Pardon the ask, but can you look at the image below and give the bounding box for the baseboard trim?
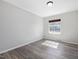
[43,38,78,45]
[0,38,42,54]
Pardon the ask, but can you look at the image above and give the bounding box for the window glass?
[49,21,61,34]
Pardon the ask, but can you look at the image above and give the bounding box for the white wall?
[0,0,43,53]
[43,11,78,44]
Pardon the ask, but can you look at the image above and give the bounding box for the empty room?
[0,0,78,59]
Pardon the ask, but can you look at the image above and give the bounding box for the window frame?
[48,19,61,34]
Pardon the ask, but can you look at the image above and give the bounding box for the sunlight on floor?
[42,40,59,48]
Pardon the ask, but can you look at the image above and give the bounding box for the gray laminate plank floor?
[0,39,78,59]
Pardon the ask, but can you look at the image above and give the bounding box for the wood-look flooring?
[0,39,78,59]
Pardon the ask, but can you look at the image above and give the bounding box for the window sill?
[49,31,61,34]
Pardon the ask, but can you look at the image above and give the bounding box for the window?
[49,19,61,34]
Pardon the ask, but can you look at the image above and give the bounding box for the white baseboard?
[0,38,42,54]
[43,37,78,45]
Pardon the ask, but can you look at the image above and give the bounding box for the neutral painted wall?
[43,11,78,44]
[0,0,43,53]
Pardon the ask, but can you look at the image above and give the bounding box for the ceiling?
[3,0,78,17]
